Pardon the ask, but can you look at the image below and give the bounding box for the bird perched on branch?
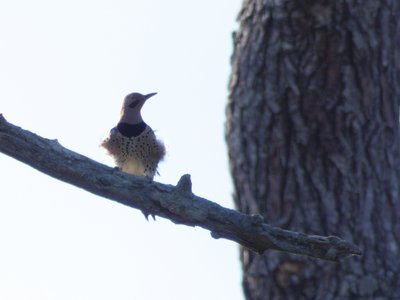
[101,92,165,180]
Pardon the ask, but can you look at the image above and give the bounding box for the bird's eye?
[128,100,140,108]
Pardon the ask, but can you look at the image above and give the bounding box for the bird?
[101,92,166,180]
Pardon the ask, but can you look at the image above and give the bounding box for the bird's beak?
[144,92,157,100]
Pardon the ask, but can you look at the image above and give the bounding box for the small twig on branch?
[0,114,362,261]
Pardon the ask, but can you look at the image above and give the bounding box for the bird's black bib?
[117,122,147,138]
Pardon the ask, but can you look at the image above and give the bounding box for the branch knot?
[176,174,192,194]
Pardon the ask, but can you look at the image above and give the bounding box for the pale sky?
[0,1,244,299]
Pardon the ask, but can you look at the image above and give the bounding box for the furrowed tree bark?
[226,0,400,299]
[0,114,361,261]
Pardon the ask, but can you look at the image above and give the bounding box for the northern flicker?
[101,92,165,180]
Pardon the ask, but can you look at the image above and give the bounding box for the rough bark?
[226,0,400,299]
[0,114,361,261]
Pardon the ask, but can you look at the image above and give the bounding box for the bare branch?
[0,114,361,261]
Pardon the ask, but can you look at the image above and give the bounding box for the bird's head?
[122,92,157,111]
[120,92,157,124]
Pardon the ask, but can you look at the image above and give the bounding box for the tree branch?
[0,114,361,261]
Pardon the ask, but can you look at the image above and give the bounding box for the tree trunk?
[226,0,400,299]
